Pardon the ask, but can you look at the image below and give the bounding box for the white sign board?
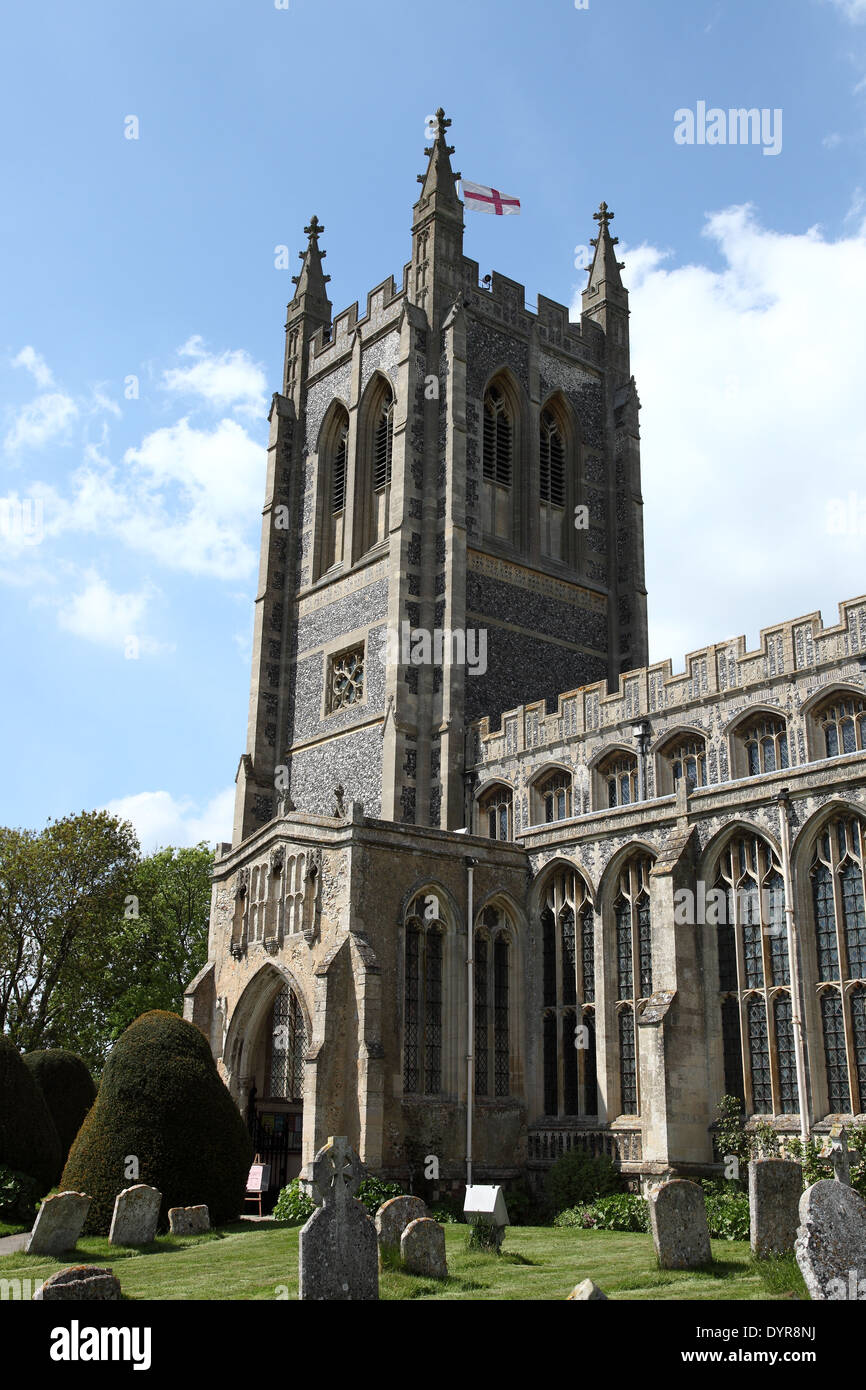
[463,1184,509,1227]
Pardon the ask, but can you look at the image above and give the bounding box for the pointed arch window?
[737,713,789,777]
[318,409,349,574]
[536,769,572,824]
[539,406,566,559]
[659,733,707,795]
[363,382,394,552]
[810,815,866,1115]
[478,783,513,841]
[815,695,866,758]
[714,832,790,1115]
[403,891,447,1096]
[612,854,653,1116]
[597,750,638,809]
[540,869,596,1116]
[269,985,306,1100]
[482,382,513,541]
[474,905,513,1099]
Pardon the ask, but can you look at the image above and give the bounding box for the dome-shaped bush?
[0,1033,62,1195]
[61,1011,253,1234]
[23,1049,96,1164]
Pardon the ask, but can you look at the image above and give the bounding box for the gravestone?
[795,1179,866,1300]
[298,1136,378,1300]
[401,1217,447,1278]
[567,1279,608,1300]
[33,1265,123,1301]
[375,1194,428,1253]
[168,1205,210,1235]
[109,1184,161,1246]
[749,1159,801,1257]
[648,1179,711,1269]
[25,1192,91,1256]
[820,1123,851,1186]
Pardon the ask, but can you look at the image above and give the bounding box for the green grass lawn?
[0,1221,808,1301]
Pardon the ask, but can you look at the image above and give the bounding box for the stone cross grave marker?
[298,1136,378,1300]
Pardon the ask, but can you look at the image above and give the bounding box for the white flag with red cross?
[461,180,521,216]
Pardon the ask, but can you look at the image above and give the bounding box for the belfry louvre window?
[816,695,866,758]
[327,643,364,713]
[474,905,512,1099]
[714,833,791,1115]
[403,892,447,1096]
[373,394,393,492]
[539,407,566,560]
[269,986,306,1101]
[482,382,513,541]
[331,423,348,514]
[613,854,653,1116]
[539,410,565,506]
[540,869,596,1116]
[319,408,349,574]
[810,815,866,1115]
[740,714,789,776]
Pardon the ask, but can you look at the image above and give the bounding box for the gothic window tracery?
[268,985,306,1101]
[536,769,572,824]
[810,814,866,1114]
[539,869,596,1116]
[714,832,792,1115]
[738,714,790,776]
[474,904,512,1099]
[612,854,653,1115]
[326,643,365,714]
[403,891,447,1096]
[597,750,638,808]
[478,783,513,840]
[815,695,866,759]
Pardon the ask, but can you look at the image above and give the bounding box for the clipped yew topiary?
[61,1010,254,1234]
[23,1049,96,1164]
[0,1033,62,1195]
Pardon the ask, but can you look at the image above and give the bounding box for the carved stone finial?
[333,784,347,818]
[304,214,325,247]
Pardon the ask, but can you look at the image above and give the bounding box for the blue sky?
[2,0,865,847]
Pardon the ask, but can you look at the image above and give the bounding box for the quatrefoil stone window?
[327,644,365,713]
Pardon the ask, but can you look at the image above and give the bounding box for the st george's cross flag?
[461,180,521,216]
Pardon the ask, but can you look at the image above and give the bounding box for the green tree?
[0,811,140,1063]
[103,843,213,1042]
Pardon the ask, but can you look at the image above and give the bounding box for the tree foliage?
[23,1049,96,1163]
[62,1010,254,1234]
[0,1033,62,1194]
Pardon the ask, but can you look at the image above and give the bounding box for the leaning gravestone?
[375,1194,428,1254]
[168,1205,210,1235]
[299,1136,378,1300]
[109,1184,161,1246]
[34,1265,123,1301]
[749,1159,801,1257]
[26,1192,91,1256]
[648,1179,712,1269]
[401,1217,447,1278]
[795,1179,866,1300]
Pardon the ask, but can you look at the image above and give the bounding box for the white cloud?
[823,132,843,149]
[4,391,78,452]
[57,570,162,652]
[574,204,866,664]
[104,786,235,852]
[826,0,866,20]
[12,346,53,388]
[162,336,268,418]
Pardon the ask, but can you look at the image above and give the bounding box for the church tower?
[232,111,648,843]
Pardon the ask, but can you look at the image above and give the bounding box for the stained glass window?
[269,986,306,1100]
[403,896,447,1096]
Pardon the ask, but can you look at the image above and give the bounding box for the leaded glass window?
[479,783,512,841]
[538,770,572,823]
[619,1007,637,1115]
[597,750,638,809]
[816,695,866,759]
[714,833,790,1115]
[402,893,447,1096]
[809,817,866,1114]
[667,738,707,791]
[539,868,596,1115]
[474,905,512,1100]
[612,853,654,1116]
[739,714,789,777]
[269,986,306,1100]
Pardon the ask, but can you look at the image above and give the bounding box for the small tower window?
[326,642,365,714]
[482,382,514,540]
[539,406,566,559]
